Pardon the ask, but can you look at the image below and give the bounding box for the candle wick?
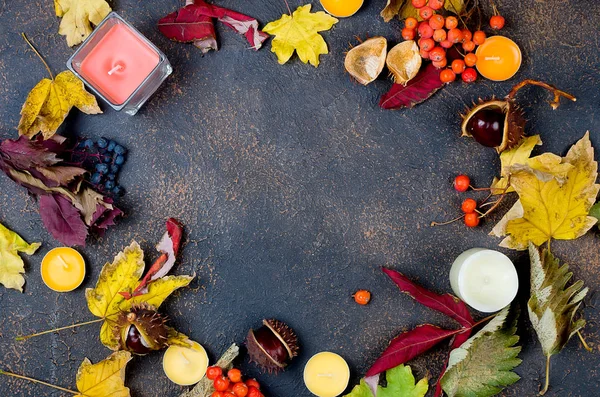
[56,255,69,270]
[317,373,333,378]
[108,64,123,75]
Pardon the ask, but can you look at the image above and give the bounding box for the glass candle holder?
[67,12,172,115]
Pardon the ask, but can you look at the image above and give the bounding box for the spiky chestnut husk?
[246,319,299,372]
[344,37,387,85]
[115,304,170,355]
[461,98,526,153]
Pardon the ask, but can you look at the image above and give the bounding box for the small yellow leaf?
[491,135,542,192]
[75,351,131,397]
[0,223,40,292]
[18,71,101,140]
[444,0,465,14]
[57,0,112,47]
[493,132,599,250]
[381,0,405,22]
[120,275,194,312]
[262,5,338,67]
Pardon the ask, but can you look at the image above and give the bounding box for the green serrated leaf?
[345,379,374,397]
[590,202,600,226]
[345,365,427,397]
[440,306,522,397]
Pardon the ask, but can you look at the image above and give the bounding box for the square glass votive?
[67,12,172,115]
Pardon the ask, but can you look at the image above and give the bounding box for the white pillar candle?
[449,248,518,313]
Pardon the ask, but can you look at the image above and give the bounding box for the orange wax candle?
[320,0,364,17]
[79,23,160,105]
[475,36,522,81]
[41,248,86,292]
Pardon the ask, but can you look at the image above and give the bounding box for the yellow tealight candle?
[320,0,364,18]
[304,352,350,397]
[475,36,522,81]
[40,247,86,292]
[163,341,209,386]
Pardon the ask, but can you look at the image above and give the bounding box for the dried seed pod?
[246,319,299,372]
[386,40,422,85]
[461,99,525,153]
[344,37,387,85]
[116,304,170,355]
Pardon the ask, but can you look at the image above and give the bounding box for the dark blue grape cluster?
[72,137,127,197]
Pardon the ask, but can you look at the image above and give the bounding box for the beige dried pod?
[344,37,388,85]
[386,40,422,85]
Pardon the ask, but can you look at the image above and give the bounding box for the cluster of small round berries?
[401,0,506,84]
[206,366,263,397]
[73,137,127,197]
[453,175,481,227]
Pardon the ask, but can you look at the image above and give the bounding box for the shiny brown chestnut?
[246,319,299,372]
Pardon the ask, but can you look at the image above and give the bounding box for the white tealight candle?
[449,248,518,313]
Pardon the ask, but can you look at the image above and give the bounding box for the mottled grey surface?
[0,1,599,396]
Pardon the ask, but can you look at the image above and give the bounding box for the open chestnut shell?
[246,319,299,372]
[461,99,525,153]
[116,304,170,355]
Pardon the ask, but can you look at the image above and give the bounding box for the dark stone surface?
[0,1,598,396]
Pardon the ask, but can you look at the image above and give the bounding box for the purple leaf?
[379,63,445,110]
[39,194,88,246]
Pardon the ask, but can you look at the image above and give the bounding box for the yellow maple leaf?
[492,132,599,250]
[75,351,131,397]
[263,5,338,67]
[86,242,193,349]
[56,0,112,47]
[0,223,40,292]
[18,70,101,140]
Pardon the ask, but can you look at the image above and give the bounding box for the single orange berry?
[447,28,463,43]
[428,0,445,10]
[429,47,446,62]
[440,69,456,83]
[440,39,453,49]
[462,40,476,52]
[462,67,478,83]
[464,212,480,227]
[454,175,470,192]
[428,14,445,30]
[473,30,486,45]
[417,21,434,38]
[419,48,430,59]
[233,383,249,397]
[433,29,447,42]
[464,53,478,67]
[419,38,435,52]
[353,290,371,305]
[445,16,458,29]
[490,15,506,29]
[207,366,223,381]
[405,17,418,29]
[247,387,262,397]
[432,58,447,69]
[227,369,243,383]
[461,29,472,42]
[451,59,466,74]
[224,393,236,397]
[245,379,260,390]
[402,27,416,40]
[419,6,434,20]
[461,198,477,214]
[212,392,226,397]
[214,377,230,392]
[412,0,427,7]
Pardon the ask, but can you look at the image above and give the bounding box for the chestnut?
[246,319,299,372]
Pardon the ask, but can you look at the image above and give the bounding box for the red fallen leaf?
[120,218,184,299]
[434,330,472,397]
[365,324,459,377]
[158,0,269,54]
[379,63,444,110]
[383,268,474,327]
[39,194,88,246]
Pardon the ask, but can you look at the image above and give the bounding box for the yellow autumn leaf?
[18,71,101,140]
[263,5,338,67]
[120,275,194,312]
[0,223,40,292]
[56,0,112,47]
[492,132,599,250]
[75,351,131,397]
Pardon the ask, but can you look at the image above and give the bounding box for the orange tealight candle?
[320,0,364,17]
[41,248,86,292]
[475,36,522,81]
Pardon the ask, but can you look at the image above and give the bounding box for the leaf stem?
[506,79,576,110]
[577,330,593,352]
[546,239,551,255]
[539,355,551,395]
[282,0,292,15]
[21,33,54,80]
[16,318,104,341]
[0,370,78,394]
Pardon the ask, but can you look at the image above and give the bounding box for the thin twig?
[21,33,54,80]
[0,370,77,394]
[282,0,292,15]
[506,79,576,110]
[539,355,551,395]
[16,318,104,341]
[576,330,592,352]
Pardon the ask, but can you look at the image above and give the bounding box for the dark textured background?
[0,1,598,396]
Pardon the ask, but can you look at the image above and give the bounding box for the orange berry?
[419,6,435,20]
[247,386,262,397]
[454,175,470,192]
[428,0,445,10]
[419,38,435,51]
[445,16,458,29]
[461,29,472,42]
[447,28,463,43]
[473,30,486,45]
[212,392,226,397]
[462,40,476,52]
[432,58,447,69]
[464,212,480,227]
[433,29,447,42]
[417,21,434,38]
[245,380,260,390]
[461,198,477,214]
[464,53,478,66]
[412,0,427,7]
[440,40,453,49]
[214,377,230,392]
[233,383,249,397]
[429,47,446,62]
[428,14,445,30]
[490,15,506,29]
[353,290,371,305]
[402,27,416,40]
[227,369,243,383]
[207,366,223,381]
[405,17,418,29]
[451,59,466,74]
[440,69,456,83]
[419,49,430,59]
[461,67,478,83]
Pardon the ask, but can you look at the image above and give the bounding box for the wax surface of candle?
[163,341,209,386]
[41,248,86,292]
[320,0,363,17]
[450,248,518,312]
[79,24,160,105]
[304,352,350,397]
[475,36,522,81]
